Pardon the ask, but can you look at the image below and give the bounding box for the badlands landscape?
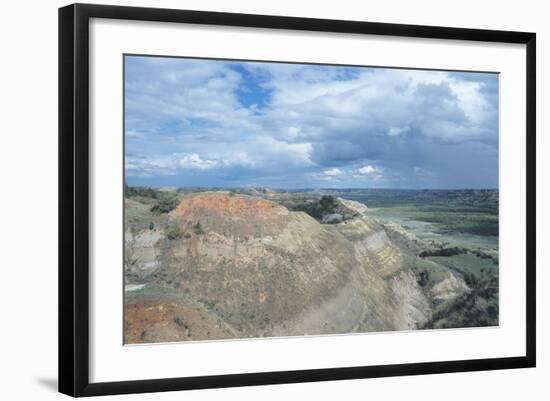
[124,187,498,344]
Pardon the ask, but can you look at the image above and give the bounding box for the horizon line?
[125,184,499,191]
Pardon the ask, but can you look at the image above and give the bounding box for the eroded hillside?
[124,191,471,343]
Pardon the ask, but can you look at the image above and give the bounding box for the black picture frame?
[59,3,536,397]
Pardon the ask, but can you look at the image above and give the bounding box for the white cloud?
[222,152,256,168]
[125,57,498,188]
[284,126,301,141]
[125,156,178,177]
[323,168,344,176]
[252,67,497,146]
[179,153,218,170]
[125,57,257,134]
[388,127,407,137]
[126,130,145,138]
[448,80,491,125]
[358,165,382,175]
[254,136,313,168]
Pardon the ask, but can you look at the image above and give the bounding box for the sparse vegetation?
[291,195,338,220]
[417,270,430,287]
[193,222,205,235]
[361,194,498,236]
[426,269,499,328]
[124,188,500,343]
[125,184,159,199]
[165,222,183,240]
[150,192,180,215]
[428,253,497,278]
[407,255,450,287]
[416,251,499,330]
[419,246,466,258]
[199,298,217,310]
[418,210,498,236]
[125,185,181,215]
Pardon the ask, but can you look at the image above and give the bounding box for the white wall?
[0,0,547,399]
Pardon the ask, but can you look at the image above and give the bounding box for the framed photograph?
[59,3,536,397]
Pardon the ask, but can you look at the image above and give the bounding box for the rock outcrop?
[124,192,466,343]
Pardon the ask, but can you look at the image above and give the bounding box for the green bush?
[165,222,183,240]
[417,270,430,287]
[426,270,499,329]
[125,185,181,214]
[420,246,466,258]
[193,222,205,235]
[150,192,180,215]
[292,195,339,221]
[125,185,159,199]
[319,195,337,211]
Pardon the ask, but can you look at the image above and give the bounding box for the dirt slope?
[124,192,466,343]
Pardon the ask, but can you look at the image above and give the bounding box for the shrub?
[417,270,430,287]
[319,195,337,211]
[199,298,217,310]
[292,195,339,221]
[425,270,499,329]
[419,246,466,258]
[150,192,180,215]
[174,317,187,328]
[125,185,159,199]
[165,222,182,240]
[193,222,205,235]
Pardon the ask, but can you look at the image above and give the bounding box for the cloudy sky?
[124,56,498,189]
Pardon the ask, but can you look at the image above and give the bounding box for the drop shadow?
[35,377,57,392]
